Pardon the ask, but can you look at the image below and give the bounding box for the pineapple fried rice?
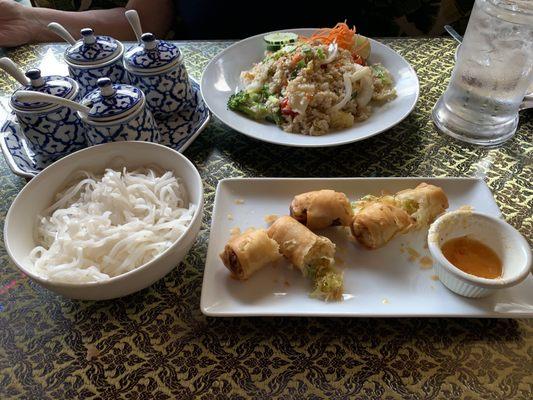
[228,25,397,136]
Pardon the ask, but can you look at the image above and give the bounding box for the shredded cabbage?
[310,268,344,302]
[29,168,195,283]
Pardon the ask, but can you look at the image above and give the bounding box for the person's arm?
[0,0,174,47]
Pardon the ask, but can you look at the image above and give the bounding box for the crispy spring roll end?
[289,203,307,225]
[220,246,246,280]
[303,236,336,274]
[290,190,353,229]
[267,215,335,273]
[219,229,281,280]
[350,220,376,249]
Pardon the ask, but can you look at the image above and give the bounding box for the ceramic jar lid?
[123,33,182,73]
[65,28,123,66]
[10,69,77,111]
[81,77,144,121]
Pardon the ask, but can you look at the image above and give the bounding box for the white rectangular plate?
[201,178,533,317]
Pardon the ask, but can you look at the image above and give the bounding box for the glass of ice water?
[432,0,533,146]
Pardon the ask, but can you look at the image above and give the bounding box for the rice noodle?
[29,168,196,283]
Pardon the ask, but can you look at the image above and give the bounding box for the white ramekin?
[427,210,531,298]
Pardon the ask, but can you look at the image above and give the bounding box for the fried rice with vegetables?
[228,23,397,136]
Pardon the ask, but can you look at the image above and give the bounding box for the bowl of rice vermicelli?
[4,141,203,300]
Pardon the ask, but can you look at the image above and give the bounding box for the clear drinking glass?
[432,0,533,146]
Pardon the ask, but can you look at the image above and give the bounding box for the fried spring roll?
[267,216,335,275]
[395,183,449,226]
[290,189,354,230]
[351,202,414,249]
[219,229,281,280]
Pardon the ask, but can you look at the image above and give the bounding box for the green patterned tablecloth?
[0,39,532,399]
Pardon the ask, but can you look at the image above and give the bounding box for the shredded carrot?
[301,22,356,51]
[290,53,303,66]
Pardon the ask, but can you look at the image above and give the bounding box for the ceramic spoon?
[0,57,29,85]
[13,90,91,115]
[47,22,77,45]
[125,9,143,42]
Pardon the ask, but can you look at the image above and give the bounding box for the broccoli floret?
[316,48,326,60]
[228,91,281,124]
[371,65,393,86]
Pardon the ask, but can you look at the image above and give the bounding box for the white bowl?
[4,141,204,300]
[428,210,531,298]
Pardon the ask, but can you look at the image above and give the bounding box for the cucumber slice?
[264,32,298,51]
[266,43,281,52]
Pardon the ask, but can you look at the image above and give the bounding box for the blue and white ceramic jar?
[64,28,128,97]
[123,33,194,121]
[10,69,86,161]
[79,77,160,145]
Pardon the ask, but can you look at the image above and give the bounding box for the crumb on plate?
[407,247,420,262]
[419,256,433,269]
[230,227,241,237]
[264,214,279,224]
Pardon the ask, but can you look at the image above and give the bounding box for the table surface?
[0,39,532,399]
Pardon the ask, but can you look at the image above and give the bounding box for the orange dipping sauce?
[441,236,502,279]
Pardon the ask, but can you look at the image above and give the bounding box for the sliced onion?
[320,42,338,65]
[356,74,373,107]
[331,73,353,112]
[351,66,370,82]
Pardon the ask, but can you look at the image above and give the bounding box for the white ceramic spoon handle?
[13,90,91,114]
[125,9,143,42]
[47,22,77,45]
[0,58,29,85]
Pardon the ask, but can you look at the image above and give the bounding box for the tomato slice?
[352,53,366,65]
[281,98,298,117]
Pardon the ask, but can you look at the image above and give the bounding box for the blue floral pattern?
[159,80,209,148]
[15,105,86,161]
[1,80,210,178]
[69,59,128,98]
[82,84,143,120]
[124,40,181,70]
[11,75,76,110]
[66,36,120,64]
[0,118,44,176]
[127,64,193,120]
[83,107,160,145]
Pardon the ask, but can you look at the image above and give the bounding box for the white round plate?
[201,28,419,147]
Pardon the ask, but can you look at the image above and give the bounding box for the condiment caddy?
[0,9,210,178]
